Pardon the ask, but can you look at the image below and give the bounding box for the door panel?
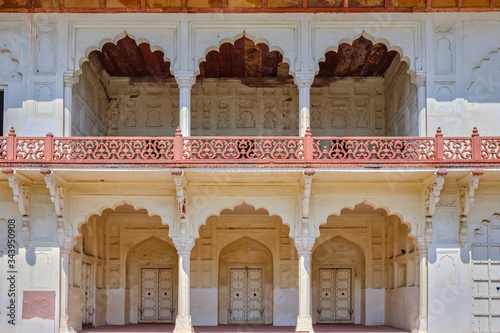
[318,268,352,323]
[229,268,263,323]
[141,268,174,322]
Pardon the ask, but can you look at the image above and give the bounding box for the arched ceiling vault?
[317,35,399,78]
[88,35,173,78]
[199,36,290,79]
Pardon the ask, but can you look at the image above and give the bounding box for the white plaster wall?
[191,288,218,326]
[273,287,298,326]
[106,289,126,325]
[385,286,419,331]
[2,13,500,137]
[364,288,385,325]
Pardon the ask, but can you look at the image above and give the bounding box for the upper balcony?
[1,127,499,168]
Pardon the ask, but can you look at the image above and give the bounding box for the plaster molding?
[422,169,447,248]
[173,237,195,254]
[294,73,315,88]
[300,169,315,238]
[294,237,315,254]
[458,169,484,247]
[2,168,31,247]
[174,73,196,89]
[172,169,188,219]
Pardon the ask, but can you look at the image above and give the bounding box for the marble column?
[173,238,195,333]
[415,246,428,333]
[294,73,316,137]
[412,73,427,137]
[59,247,76,332]
[175,73,196,137]
[295,237,315,333]
[63,72,75,137]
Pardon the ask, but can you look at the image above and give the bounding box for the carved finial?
[305,127,312,137]
[436,127,442,136]
[9,127,15,136]
[472,127,479,136]
[46,133,53,137]
[175,127,182,137]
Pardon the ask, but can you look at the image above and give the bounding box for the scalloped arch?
[317,32,410,78]
[315,200,415,242]
[195,200,293,240]
[76,201,165,236]
[0,49,23,79]
[76,32,172,78]
[197,34,291,78]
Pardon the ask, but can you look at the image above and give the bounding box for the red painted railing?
[1,127,499,167]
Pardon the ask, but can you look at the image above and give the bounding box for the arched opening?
[315,202,418,331]
[313,34,417,137]
[191,202,297,326]
[126,237,178,324]
[68,203,173,331]
[195,34,297,136]
[471,214,500,331]
[73,33,176,136]
[218,237,273,324]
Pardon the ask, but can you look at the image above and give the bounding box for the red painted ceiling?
[199,36,289,78]
[317,36,398,77]
[89,35,172,78]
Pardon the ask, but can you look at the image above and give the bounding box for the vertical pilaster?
[415,246,428,333]
[63,72,75,137]
[175,73,196,137]
[412,73,427,137]
[173,238,195,333]
[59,247,76,333]
[294,73,315,136]
[295,238,315,333]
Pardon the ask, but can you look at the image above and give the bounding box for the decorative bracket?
[41,168,68,247]
[458,169,484,247]
[172,168,189,239]
[294,237,315,254]
[300,169,315,238]
[423,169,448,248]
[2,168,31,247]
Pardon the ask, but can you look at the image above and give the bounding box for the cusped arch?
[197,33,291,78]
[194,199,294,240]
[468,47,500,102]
[473,213,500,244]
[76,200,172,239]
[317,32,410,78]
[0,49,23,80]
[77,32,173,78]
[315,200,416,242]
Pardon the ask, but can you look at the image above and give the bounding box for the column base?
[295,315,314,333]
[59,325,77,333]
[412,316,427,333]
[174,315,195,333]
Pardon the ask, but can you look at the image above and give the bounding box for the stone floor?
[79,324,409,333]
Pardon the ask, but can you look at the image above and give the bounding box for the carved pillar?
[175,73,196,137]
[295,237,315,333]
[41,169,75,332]
[411,72,427,137]
[414,169,447,333]
[63,72,75,137]
[173,238,195,333]
[294,73,315,136]
[414,244,428,333]
[59,245,76,333]
[458,169,483,247]
[2,168,31,248]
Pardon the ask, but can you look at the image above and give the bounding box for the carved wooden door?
[229,268,263,323]
[141,268,174,322]
[81,262,94,327]
[318,268,352,323]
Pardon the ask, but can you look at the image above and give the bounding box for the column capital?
[173,238,195,254]
[411,71,426,87]
[175,72,197,88]
[294,237,315,254]
[63,71,76,88]
[293,72,315,88]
